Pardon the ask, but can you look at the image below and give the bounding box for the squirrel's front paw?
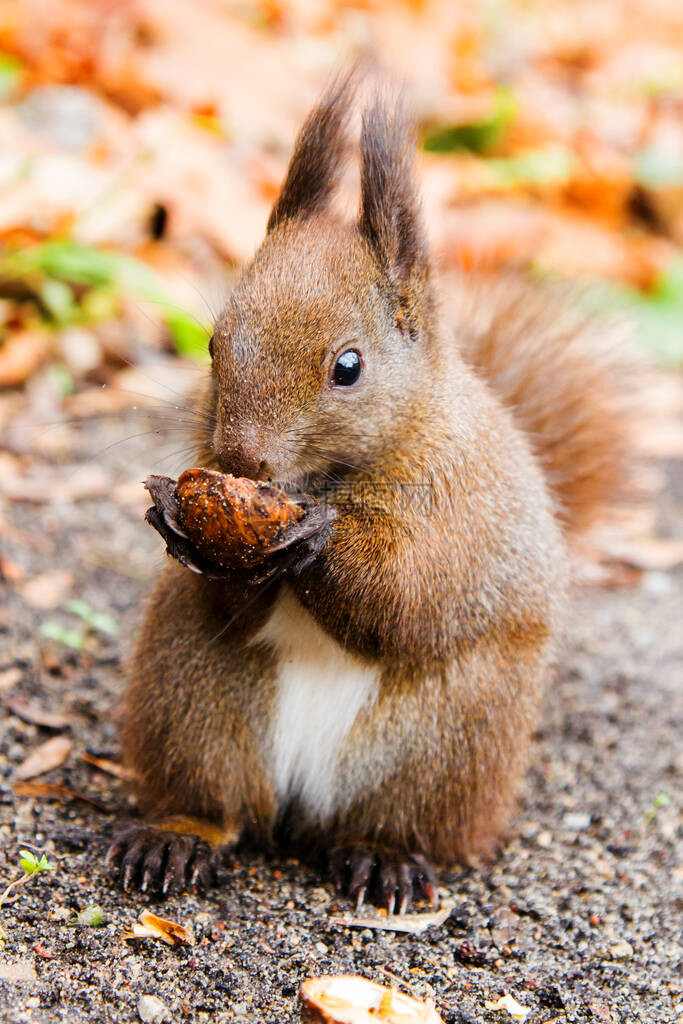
[106,824,224,895]
[143,471,335,583]
[329,846,436,915]
[262,500,335,577]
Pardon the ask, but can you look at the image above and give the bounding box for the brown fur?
[446,275,639,535]
[266,67,357,234]
[122,565,277,842]
[119,73,635,881]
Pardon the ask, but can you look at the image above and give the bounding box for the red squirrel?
[107,69,635,912]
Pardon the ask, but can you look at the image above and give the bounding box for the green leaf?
[654,793,671,809]
[40,621,86,650]
[621,259,683,366]
[0,53,24,101]
[11,240,158,296]
[39,278,79,325]
[47,362,75,398]
[88,612,119,637]
[65,598,94,621]
[31,242,212,361]
[164,310,211,360]
[2,239,210,360]
[579,260,683,368]
[79,287,119,323]
[423,87,517,155]
[74,904,105,927]
[19,850,39,875]
[65,599,118,635]
[487,145,574,186]
[18,850,51,875]
[26,241,121,288]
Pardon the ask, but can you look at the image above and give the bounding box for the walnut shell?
[176,467,305,569]
[299,976,444,1024]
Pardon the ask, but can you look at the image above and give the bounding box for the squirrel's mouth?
[267,470,339,499]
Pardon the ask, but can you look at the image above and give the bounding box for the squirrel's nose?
[215,425,271,480]
[220,449,266,479]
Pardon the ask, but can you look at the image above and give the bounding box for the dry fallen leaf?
[0,330,52,389]
[5,697,68,730]
[17,570,74,610]
[330,902,454,936]
[597,537,683,572]
[0,556,27,582]
[13,736,72,780]
[0,666,22,692]
[81,751,136,781]
[484,993,531,1020]
[299,976,444,1024]
[12,780,113,814]
[122,909,194,947]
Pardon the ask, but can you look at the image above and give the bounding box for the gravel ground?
[0,401,681,1024]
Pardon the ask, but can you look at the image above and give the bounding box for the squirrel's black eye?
[208,336,215,359]
[332,349,362,387]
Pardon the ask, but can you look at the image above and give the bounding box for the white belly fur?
[252,585,380,823]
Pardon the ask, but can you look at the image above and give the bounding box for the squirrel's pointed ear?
[267,69,358,233]
[358,95,427,295]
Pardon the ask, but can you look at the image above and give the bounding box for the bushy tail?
[449,274,641,536]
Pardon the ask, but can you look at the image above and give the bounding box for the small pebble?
[562,812,591,831]
[610,940,634,959]
[0,962,38,984]
[137,994,171,1023]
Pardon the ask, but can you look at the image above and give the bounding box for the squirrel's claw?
[107,824,218,895]
[162,834,206,895]
[144,503,234,582]
[329,846,437,914]
[258,503,336,578]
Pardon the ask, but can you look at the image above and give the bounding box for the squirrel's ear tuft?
[358,94,427,291]
[267,68,358,233]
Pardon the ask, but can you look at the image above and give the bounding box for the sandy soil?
[0,403,681,1024]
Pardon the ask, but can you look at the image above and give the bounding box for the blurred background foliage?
[0,0,682,403]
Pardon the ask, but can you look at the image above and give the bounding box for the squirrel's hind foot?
[329,845,436,915]
[106,823,231,895]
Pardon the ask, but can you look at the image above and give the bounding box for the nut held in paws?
[176,468,306,569]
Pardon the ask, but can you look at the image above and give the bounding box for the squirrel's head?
[208,71,437,489]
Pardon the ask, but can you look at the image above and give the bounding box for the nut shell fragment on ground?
[299,976,443,1024]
